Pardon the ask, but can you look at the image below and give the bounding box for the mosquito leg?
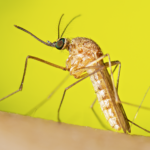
[104,61,121,93]
[57,65,111,122]
[0,55,67,101]
[129,86,150,130]
[89,97,110,130]
[90,97,97,108]
[113,62,121,93]
[132,87,150,121]
[124,87,150,133]
[127,119,150,133]
[26,74,70,116]
[120,101,150,110]
[57,61,120,122]
[82,56,150,133]
[84,54,119,103]
[103,54,119,104]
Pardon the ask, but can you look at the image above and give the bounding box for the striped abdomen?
[87,67,121,130]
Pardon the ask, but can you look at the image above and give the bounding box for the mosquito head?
[48,38,70,50]
[47,38,66,50]
[14,14,80,50]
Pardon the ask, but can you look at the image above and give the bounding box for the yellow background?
[0,0,150,136]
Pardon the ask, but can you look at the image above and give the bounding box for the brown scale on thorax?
[65,37,123,131]
[66,37,103,77]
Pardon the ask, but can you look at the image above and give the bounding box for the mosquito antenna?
[127,119,150,133]
[58,14,64,39]
[60,15,81,38]
[14,25,55,47]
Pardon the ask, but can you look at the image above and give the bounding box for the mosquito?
[0,14,150,134]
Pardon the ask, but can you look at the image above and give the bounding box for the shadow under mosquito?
[25,74,70,116]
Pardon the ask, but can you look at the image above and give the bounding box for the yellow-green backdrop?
[0,0,150,136]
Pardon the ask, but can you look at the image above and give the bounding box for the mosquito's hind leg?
[0,55,67,101]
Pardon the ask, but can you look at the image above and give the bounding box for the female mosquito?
[0,14,149,134]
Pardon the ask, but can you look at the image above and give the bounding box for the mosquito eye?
[56,38,65,50]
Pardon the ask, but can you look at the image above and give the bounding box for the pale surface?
[0,111,150,150]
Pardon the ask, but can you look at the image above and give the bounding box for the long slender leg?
[26,74,70,116]
[129,86,150,130]
[57,61,120,122]
[83,54,119,103]
[90,97,97,108]
[113,63,121,93]
[103,54,119,103]
[0,55,67,101]
[74,61,120,79]
[90,97,110,130]
[117,101,150,110]
[127,119,150,133]
[83,55,150,133]
[105,59,150,133]
[105,62,150,111]
[132,86,150,121]
[103,61,121,93]
[106,60,150,133]
[57,65,110,122]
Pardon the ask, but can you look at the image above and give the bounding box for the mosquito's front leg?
[0,55,68,101]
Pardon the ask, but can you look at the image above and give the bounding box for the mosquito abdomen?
[89,70,121,130]
[66,37,122,130]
